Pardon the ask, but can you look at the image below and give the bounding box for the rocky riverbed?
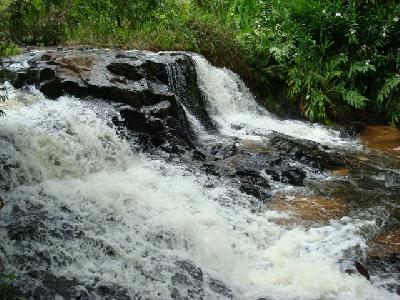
[0,48,399,299]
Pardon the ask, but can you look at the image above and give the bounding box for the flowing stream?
[191,56,351,147]
[0,53,399,299]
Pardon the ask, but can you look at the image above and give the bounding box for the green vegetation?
[0,1,19,56]
[0,0,399,126]
[250,0,400,125]
[0,274,24,300]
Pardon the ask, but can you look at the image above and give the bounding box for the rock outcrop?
[2,48,214,148]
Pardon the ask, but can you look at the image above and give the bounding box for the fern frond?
[327,54,348,70]
[348,62,376,79]
[341,90,368,109]
[396,53,400,69]
[305,89,330,123]
[388,109,399,127]
[377,74,400,104]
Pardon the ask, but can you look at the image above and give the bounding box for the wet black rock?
[199,134,356,207]
[192,149,207,161]
[236,170,270,187]
[267,135,344,171]
[93,284,133,300]
[171,260,204,299]
[22,273,135,300]
[354,261,370,281]
[240,183,264,199]
[7,203,84,243]
[281,168,306,186]
[338,121,367,138]
[7,212,44,241]
[236,169,271,200]
[364,253,400,295]
[0,139,30,192]
[26,275,86,299]
[117,106,169,147]
[1,49,214,149]
[107,58,169,84]
[208,143,239,161]
[0,195,4,211]
[201,163,221,177]
[208,278,233,299]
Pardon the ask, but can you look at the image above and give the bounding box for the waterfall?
[166,61,186,104]
[0,54,398,299]
[191,55,351,147]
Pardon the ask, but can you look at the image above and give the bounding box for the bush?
[0,42,20,57]
[0,0,399,126]
[5,0,69,45]
[234,0,400,125]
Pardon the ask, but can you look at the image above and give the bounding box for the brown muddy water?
[360,125,400,157]
[264,125,400,258]
[360,126,400,257]
[267,193,347,227]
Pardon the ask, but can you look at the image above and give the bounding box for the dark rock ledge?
[1,48,214,149]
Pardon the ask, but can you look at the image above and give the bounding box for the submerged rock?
[365,253,400,295]
[208,278,233,299]
[267,194,347,227]
[26,274,86,299]
[171,260,204,299]
[280,168,306,186]
[236,169,271,200]
[354,261,370,281]
[0,195,4,211]
[22,272,135,300]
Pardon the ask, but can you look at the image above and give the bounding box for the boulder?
[281,168,306,186]
[170,260,204,299]
[2,49,215,149]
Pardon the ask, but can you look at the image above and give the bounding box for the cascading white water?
[0,62,398,299]
[191,55,351,147]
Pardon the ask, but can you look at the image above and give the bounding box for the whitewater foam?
[191,55,352,147]
[0,84,398,299]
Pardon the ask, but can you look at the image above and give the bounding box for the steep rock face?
[2,49,214,148]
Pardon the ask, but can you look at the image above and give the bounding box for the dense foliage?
[0,0,399,126]
[247,0,400,125]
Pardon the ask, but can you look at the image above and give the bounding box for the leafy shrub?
[0,0,399,126]
[232,0,400,125]
[0,42,20,57]
[6,0,69,45]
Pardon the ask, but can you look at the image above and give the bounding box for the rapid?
[0,52,399,299]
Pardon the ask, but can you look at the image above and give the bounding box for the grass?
[0,42,21,57]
